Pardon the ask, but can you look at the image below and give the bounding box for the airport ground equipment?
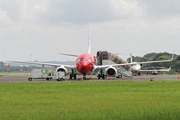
[28,68,53,81]
[56,71,66,81]
[96,51,132,79]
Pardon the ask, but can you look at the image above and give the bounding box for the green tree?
[143,53,157,58]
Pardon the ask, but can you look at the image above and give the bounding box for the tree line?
[0,62,48,73]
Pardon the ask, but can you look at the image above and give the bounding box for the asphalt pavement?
[0,75,179,84]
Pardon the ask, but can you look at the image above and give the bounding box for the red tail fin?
[2,49,6,60]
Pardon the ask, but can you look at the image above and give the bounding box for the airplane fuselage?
[131,63,142,71]
[76,53,95,74]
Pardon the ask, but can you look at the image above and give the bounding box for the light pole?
[30,54,31,73]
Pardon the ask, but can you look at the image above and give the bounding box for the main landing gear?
[116,75,122,78]
[70,69,77,80]
[98,69,106,79]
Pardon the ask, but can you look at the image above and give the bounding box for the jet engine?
[105,67,117,76]
[56,67,67,76]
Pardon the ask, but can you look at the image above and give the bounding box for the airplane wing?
[2,49,76,69]
[4,59,76,69]
[139,69,170,72]
[94,56,173,69]
[139,66,171,72]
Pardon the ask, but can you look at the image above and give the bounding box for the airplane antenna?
[88,22,91,53]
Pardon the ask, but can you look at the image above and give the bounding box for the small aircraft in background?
[3,23,174,80]
[116,53,173,76]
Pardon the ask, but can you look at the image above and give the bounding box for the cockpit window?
[78,59,91,62]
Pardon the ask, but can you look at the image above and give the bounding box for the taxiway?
[0,75,179,84]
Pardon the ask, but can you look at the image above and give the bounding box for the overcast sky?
[0,0,180,62]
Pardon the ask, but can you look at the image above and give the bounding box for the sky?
[0,0,180,62]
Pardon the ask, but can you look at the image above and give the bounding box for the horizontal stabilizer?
[58,53,78,57]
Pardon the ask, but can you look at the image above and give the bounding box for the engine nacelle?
[105,67,117,76]
[56,67,67,76]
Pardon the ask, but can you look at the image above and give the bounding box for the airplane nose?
[78,62,89,73]
[79,62,88,68]
[76,61,94,74]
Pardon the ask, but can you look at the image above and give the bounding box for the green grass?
[0,73,31,77]
[0,81,180,120]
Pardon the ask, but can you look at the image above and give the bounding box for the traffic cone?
[110,76,112,80]
[90,73,92,78]
[178,75,179,79]
[81,77,83,81]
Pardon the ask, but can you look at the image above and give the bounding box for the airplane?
[2,22,174,80]
[117,53,173,76]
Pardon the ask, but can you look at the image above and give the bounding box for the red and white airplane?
[3,23,174,80]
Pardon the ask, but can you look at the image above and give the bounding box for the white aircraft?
[3,23,174,80]
[117,53,173,76]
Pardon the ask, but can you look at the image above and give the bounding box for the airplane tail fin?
[171,49,175,60]
[2,49,6,61]
[130,53,133,63]
[168,66,171,71]
[88,22,91,53]
[116,53,133,63]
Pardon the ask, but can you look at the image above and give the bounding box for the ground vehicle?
[56,71,65,81]
[28,69,53,81]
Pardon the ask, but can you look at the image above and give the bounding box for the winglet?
[2,49,6,61]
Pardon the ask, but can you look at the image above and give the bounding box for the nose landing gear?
[83,74,86,80]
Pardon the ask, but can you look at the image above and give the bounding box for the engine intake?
[56,67,67,76]
[106,67,117,76]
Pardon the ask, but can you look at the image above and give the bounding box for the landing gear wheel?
[74,74,76,80]
[102,74,105,79]
[98,74,101,79]
[47,78,52,81]
[116,75,122,79]
[70,74,72,79]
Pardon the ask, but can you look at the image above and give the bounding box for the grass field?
[0,73,31,77]
[0,81,180,120]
